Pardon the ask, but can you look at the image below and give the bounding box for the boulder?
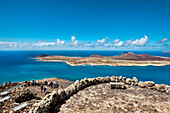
[76,82,83,91]
[132,77,138,83]
[83,78,89,86]
[79,79,86,89]
[105,76,111,83]
[155,84,167,92]
[73,80,80,87]
[126,78,131,85]
[138,81,146,88]
[64,87,71,98]
[70,84,76,93]
[110,76,116,82]
[145,81,155,87]
[93,78,98,84]
[122,77,126,83]
[97,77,103,83]
[115,76,119,82]
[119,76,122,81]
[131,77,138,86]
[87,78,93,85]
[98,77,104,83]
[100,77,105,83]
[65,84,75,97]
[165,86,170,94]
[110,82,125,89]
[58,89,66,101]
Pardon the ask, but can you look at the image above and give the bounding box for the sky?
[0,0,169,50]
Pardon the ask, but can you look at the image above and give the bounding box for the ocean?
[0,50,170,85]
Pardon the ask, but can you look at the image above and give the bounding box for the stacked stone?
[11,86,37,103]
[30,76,170,113]
[0,85,39,113]
[0,83,19,92]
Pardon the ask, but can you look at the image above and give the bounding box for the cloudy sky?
[0,0,169,50]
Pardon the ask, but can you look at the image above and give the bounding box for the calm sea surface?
[0,50,170,85]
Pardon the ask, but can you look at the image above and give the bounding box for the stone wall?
[29,76,170,113]
[0,85,39,113]
[11,86,37,103]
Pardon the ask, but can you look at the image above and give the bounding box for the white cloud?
[56,38,65,45]
[115,41,123,46]
[60,40,65,45]
[71,36,78,45]
[113,39,120,43]
[56,39,61,45]
[2,35,169,50]
[131,35,149,46]
[156,38,168,43]
[127,40,132,44]
[161,38,168,43]
[97,39,106,43]
[35,42,56,46]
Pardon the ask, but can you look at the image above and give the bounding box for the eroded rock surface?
[58,83,170,113]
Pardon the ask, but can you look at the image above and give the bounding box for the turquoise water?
[0,50,170,85]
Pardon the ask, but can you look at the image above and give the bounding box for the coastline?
[35,59,170,67]
[32,53,170,67]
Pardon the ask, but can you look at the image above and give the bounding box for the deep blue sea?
[0,50,170,85]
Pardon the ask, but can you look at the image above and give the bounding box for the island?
[32,52,170,66]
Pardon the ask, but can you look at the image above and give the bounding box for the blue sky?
[0,0,169,50]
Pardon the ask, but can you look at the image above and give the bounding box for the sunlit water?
[0,50,170,85]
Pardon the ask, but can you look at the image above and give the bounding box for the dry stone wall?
[29,76,170,113]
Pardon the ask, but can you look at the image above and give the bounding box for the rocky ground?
[27,78,73,98]
[0,85,40,113]
[58,83,170,113]
[0,83,19,93]
[0,78,73,112]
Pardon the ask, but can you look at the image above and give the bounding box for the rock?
[138,81,146,88]
[73,80,80,87]
[115,76,119,82]
[132,77,138,83]
[70,84,76,93]
[119,76,122,81]
[165,86,170,94]
[58,89,66,101]
[110,76,116,82]
[110,82,125,89]
[76,82,83,91]
[122,77,126,83]
[33,103,40,107]
[64,87,71,98]
[83,78,89,86]
[131,77,138,86]
[145,81,155,87]
[87,78,93,85]
[92,78,97,84]
[155,84,167,92]
[79,80,85,89]
[105,76,111,83]
[64,85,75,97]
[126,78,131,85]
[50,91,59,105]
[98,77,104,83]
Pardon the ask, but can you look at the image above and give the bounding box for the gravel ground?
[57,83,170,113]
